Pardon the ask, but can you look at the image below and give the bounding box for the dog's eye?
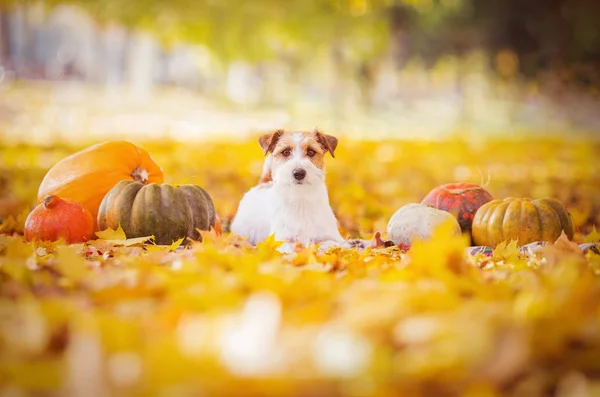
[307,149,316,157]
[281,149,292,157]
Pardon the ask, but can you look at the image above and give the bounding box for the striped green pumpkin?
[98,180,216,245]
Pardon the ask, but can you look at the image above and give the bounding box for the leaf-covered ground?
[1,137,600,396]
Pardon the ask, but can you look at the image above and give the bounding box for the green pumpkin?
[97,180,216,245]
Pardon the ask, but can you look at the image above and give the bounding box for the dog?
[230,129,345,251]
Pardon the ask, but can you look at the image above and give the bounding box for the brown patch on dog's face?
[301,134,327,169]
[258,129,284,155]
[314,130,338,158]
[268,132,301,176]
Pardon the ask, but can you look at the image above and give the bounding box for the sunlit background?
[2,2,600,396]
[1,0,599,144]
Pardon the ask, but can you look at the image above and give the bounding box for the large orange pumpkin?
[37,141,163,228]
[25,195,94,244]
[472,197,574,247]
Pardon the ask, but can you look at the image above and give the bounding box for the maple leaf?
[95,225,127,240]
[144,244,164,253]
[2,236,34,259]
[145,237,185,253]
[539,231,585,268]
[291,245,318,267]
[492,240,520,262]
[197,228,220,245]
[256,234,284,258]
[95,225,154,247]
[55,246,88,283]
[0,239,32,283]
[552,232,584,255]
[0,215,18,234]
[581,226,600,244]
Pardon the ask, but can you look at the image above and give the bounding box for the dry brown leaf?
[370,231,395,249]
[539,231,585,268]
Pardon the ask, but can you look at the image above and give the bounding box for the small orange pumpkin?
[25,195,94,243]
[37,141,163,228]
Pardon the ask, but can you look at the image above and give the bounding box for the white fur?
[231,143,344,252]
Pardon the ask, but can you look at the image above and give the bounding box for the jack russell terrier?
[230,129,345,251]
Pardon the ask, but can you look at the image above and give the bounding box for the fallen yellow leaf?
[145,237,185,253]
[95,225,154,247]
[256,234,284,258]
[55,246,88,283]
[582,226,600,244]
[492,240,520,262]
[95,225,127,240]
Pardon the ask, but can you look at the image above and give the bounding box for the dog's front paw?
[277,239,305,254]
[315,239,343,252]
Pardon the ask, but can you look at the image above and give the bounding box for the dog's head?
[258,129,338,186]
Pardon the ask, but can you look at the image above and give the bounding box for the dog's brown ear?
[258,129,284,155]
[315,130,338,158]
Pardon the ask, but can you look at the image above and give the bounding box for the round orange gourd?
[37,141,163,228]
[24,195,94,243]
[472,197,574,247]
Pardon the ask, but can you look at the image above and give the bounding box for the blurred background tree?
[0,0,599,141]
[3,0,596,75]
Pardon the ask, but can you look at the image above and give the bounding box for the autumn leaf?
[197,228,220,245]
[408,218,471,276]
[168,238,185,250]
[581,226,600,244]
[144,244,164,253]
[55,246,88,283]
[539,231,585,268]
[0,215,18,234]
[492,240,520,262]
[95,225,154,246]
[3,236,34,259]
[256,234,284,258]
[145,237,185,253]
[291,245,319,266]
[370,231,395,249]
[0,261,30,283]
[551,232,584,256]
[95,225,127,240]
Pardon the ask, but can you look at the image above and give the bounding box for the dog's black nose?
[293,169,306,181]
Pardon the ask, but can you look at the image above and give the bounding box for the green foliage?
[1,0,462,61]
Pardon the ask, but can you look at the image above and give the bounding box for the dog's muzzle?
[293,168,306,181]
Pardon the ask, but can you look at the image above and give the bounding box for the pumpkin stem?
[43,195,56,208]
[476,167,492,188]
[131,167,150,183]
[439,186,484,195]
